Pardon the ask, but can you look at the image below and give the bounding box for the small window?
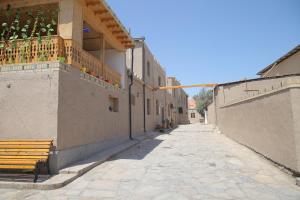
[147,61,150,76]
[170,104,174,109]
[158,76,161,86]
[109,96,119,112]
[131,94,135,106]
[178,107,183,114]
[156,100,159,115]
[191,113,196,118]
[147,98,151,115]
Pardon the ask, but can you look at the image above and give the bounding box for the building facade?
[0,0,134,172]
[126,39,189,131]
[166,77,189,125]
[127,39,168,131]
[0,0,189,173]
[188,99,203,124]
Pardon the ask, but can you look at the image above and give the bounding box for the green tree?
[193,89,213,117]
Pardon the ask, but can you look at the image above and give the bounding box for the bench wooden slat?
[0,145,51,149]
[0,152,49,156]
[0,140,52,142]
[0,165,35,170]
[0,160,39,165]
[0,156,48,159]
[0,140,53,182]
[0,141,52,145]
[0,149,50,152]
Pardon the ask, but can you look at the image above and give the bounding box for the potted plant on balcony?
[90,71,97,77]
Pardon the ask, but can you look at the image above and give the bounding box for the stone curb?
[0,134,150,190]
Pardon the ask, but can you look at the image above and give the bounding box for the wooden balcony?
[0,36,121,87]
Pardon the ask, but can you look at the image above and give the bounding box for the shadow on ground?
[110,130,174,161]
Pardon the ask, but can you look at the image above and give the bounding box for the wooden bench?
[0,140,53,182]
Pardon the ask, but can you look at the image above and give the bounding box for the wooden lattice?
[0,36,121,86]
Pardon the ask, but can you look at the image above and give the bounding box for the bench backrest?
[0,140,53,161]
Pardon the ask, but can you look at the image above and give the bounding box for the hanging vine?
[0,4,59,64]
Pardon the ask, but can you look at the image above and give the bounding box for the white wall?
[105,49,126,87]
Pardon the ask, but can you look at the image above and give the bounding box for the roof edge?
[257,44,300,75]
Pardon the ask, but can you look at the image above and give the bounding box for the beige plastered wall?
[0,63,59,142]
[216,87,300,172]
[0,62,131,172]
[188,109,203,124]
[131,78,145,135]
[207,102,216,125]
[209,75,300,172]
[57,66,129,151]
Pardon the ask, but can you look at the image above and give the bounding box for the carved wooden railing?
[103,64,122,85]
[64,39,99,75]
[0,36,64,64]
[0,36,121,86]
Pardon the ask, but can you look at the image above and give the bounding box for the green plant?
[193,89,213,117]
[0,4,59,63]
[57,56,66,63]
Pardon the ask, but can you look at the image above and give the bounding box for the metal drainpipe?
[142,41,146,132]
[132,37,146,132]
[129,47,134,140]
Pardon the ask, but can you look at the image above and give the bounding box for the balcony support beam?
[58,0,83,47]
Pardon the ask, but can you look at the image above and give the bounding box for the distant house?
[188,99,203,124]
[166,77,189,125]
[257,45,300,77]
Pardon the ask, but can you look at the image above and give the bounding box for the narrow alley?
[1,123,300,200]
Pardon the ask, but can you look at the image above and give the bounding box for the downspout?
[133,37,146,132]
[213,86,218,126]
[129,47,134,140]
[142,40,146,132]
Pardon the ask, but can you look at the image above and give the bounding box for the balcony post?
[100,34,105,78]
[58,0,83,47]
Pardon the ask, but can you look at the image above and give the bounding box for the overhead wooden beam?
[101,17,114,23]
[121,41,132,44]
[117,36,128,40]
[112,30,123,34]
[95,10,108,15]
[86,1,100,7]
[154,84,218,91]
[125,45,135,49]
[107,24,119,29]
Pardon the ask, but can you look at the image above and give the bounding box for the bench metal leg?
[33,164,40,183]
[47,159,50,175]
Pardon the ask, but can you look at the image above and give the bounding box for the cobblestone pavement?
[1,123,300,200]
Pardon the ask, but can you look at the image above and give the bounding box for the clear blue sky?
[107,0,300,97]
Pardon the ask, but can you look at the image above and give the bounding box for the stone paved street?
[1,123,300,200]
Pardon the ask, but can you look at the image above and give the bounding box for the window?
[191,113,196,118]
[178,107,183,114]
[147,98,151,115]
[158,76,161,86]
[131,94,135,106]
[147,61,150,76]
[109,96,119,112]
[170,104,174,109]
[156,100,159,115]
